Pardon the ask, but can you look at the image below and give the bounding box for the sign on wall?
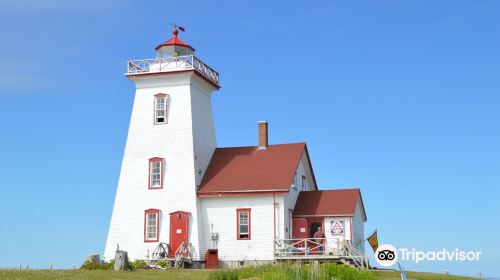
[330,220,344,235]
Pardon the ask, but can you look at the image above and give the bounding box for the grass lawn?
[371,270,476,280]
[0,269,212,280]
[0,269,476,280]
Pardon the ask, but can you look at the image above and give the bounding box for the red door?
[293,218,309,239]
[169,211,190,257]
[292,217,308,250]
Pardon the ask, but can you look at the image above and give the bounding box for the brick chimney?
[258,121,268,149]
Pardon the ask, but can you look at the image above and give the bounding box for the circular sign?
[375,244,398,267]
[330,220,344,235]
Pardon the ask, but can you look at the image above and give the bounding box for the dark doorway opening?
[309,222,321,238]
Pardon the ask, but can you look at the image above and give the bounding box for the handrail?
[126,55,220,86]
[343,240,369,269]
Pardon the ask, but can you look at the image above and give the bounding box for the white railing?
[274,238,369,269]
[126,55,220,86]
[343,240,370,270]
[174,241,193,268]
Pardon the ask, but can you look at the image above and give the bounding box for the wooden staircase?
[342,241,369,270]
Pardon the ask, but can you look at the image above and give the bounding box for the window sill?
[144,239,159,243]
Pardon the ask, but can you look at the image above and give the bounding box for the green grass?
[0,269,211,280]
[372,270,476,280]
[0,267,476,280]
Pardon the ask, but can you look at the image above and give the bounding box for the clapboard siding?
[199,195,286,261]
[352,200,366,253]
[282,152,316,238]
[105,73,217,261]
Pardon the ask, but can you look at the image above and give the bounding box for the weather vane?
[171,22,185,32]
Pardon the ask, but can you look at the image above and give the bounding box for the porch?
[273,238,369,269]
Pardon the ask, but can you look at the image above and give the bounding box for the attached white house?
[104,27,368,268]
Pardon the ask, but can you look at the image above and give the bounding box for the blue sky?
[0,0,499,277]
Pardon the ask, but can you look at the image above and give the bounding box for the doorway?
[169,211,190,257]
[308,219,323,254]
[309,221,322,238]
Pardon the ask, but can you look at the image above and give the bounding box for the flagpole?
[397,262,409,280]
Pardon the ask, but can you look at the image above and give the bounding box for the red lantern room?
[155,27,195,58]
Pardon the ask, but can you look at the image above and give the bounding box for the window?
[149,158,163,189]
[302,175,306,191]
[154,94,167,124]
[292,172,297,189]
[144,209,160,242]
[237,208,251,240]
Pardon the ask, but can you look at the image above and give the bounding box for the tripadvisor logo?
[375,244,482,267]
[375,244,398,267]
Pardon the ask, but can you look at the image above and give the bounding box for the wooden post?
[305,240,308,256]
[114,250,129,271]
[86,255,100,264]
[336,239,339,257]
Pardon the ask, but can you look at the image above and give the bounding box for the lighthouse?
[104,27,220,262]
[105,26,368,269]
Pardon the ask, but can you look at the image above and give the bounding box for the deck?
[274,238,369,269]
[125,55,220,86]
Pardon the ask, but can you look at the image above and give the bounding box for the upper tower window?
[154,94,167,124]
[149,157,163,189]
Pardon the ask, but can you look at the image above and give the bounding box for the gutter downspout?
[273,192,276,241]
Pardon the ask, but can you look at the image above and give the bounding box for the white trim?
[154,95,167,124]
[292,214,355,218]
[145,212,159,241]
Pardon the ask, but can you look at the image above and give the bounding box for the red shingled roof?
[155,28,195,51]
[293,189,366,220]
[198,143,315,194]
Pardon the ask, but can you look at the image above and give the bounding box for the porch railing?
[126,55,220,86]
[274,238,369,269]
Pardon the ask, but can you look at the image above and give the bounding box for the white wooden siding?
[199,195,285,261]
[323,199,365,254]
[351,200,366,253]
[104,73,217,261]
[282,152,316,238]
[323,216,352,251]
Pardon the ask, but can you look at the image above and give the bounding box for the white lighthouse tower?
[104,27,220,262]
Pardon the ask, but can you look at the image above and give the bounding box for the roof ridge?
[315,188,361,192]
[215,142,306,149]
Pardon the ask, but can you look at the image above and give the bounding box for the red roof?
[155,28,195,51]
[293,189,366,220]
[198,143,315,194]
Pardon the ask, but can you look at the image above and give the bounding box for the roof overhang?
[126,69,221,90]
[292,214,355,218]
[198,190,288,198]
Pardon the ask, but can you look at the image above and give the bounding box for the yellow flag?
[367,230,378,253]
